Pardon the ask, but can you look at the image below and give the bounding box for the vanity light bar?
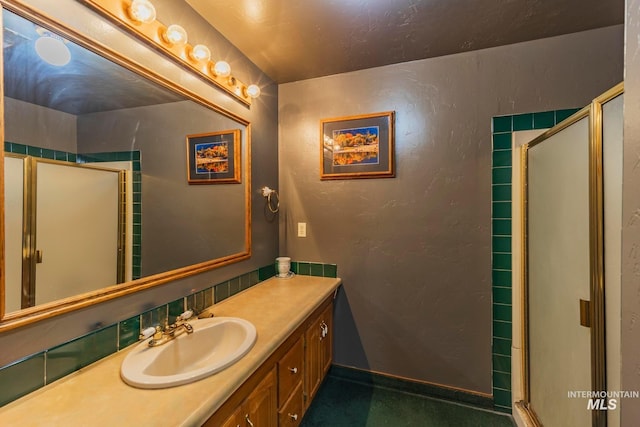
[82,0,259,106]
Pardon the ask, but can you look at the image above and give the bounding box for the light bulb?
[128,0,156,24]
[190,44,211,62]
[213,61,231,77]
[163,24,187,46]
[35,34,71,66]
[246,84,261,99]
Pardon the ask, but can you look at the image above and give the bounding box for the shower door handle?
[579,299,591,327]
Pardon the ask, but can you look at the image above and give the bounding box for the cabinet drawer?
[278,382,304,427]
[278,336,304,406]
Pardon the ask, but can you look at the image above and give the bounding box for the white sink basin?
[121,317,257,389]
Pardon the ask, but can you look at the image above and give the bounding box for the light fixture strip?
[82,0,252,106]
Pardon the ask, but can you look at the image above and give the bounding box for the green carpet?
[301,376,515,427]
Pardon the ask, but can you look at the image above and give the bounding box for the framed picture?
[186,129,241,184]
[320,111,395,180]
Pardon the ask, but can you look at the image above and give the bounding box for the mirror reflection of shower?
[4,156,130,311]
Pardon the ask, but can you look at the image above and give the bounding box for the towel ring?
[261,187,280,213]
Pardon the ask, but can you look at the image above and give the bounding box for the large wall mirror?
[0,1,251,331]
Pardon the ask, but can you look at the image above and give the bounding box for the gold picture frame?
[186,129,241,184]
[320,111,395,180]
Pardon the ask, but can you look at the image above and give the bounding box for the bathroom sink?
[121,317,257,389]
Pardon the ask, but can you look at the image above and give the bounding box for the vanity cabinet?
[205,296,334,427]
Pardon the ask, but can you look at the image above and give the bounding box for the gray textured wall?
[4,98,77,152]
[78,101,246,276]
[0,0,278,367]
[621,0,640,425]
[278,25,623,393]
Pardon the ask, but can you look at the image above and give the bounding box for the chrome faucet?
[139,310,194,347]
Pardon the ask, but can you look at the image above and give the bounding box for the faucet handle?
[177,310,193,321]
[140,327,156,340]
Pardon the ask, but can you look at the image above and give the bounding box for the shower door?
[525,113,592,427]
[5,157,126,310]
[521,84,622,427]
[33,160,122,305]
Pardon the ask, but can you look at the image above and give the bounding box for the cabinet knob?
[288,413,298,421]
[288,367,298,374]
[245,414,254,427]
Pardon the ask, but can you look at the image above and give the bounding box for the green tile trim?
[492,133,512,150]
[492,253,512,270]
[493,371,511,390]
[229,277,241,296]
[555,108,581,123]
[0,261,339,407]
[512,113,533,131]
[492,287,512,305]
[298,262,311,275]
[323,264,338,278]
[492,219,511,236]
[491,108,578,411]
[168,298,186,324]
[492,337,512,357]
[493,354,511,374]
[492,185,511,202]
[310,263,324,277]
[493,388,513,408]
[118,315,141,350]
[492,236,511,253]
[492,150,512,167]
[493,304,512,322]
[215,281,230,303]
[330,364,494,409]
[533,111,555,129]
[492,270,512,287]
[259,264,276,281]
[492,167,512,184]
[0,353,45,407]
[492,116,512,133]
[47,325,118,385]
[492,202,512,219]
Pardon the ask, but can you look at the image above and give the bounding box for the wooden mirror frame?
[0,0,251,332]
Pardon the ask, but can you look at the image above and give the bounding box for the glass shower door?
[526,115,592,427]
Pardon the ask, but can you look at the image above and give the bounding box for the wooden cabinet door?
[245,368,277,427]
[320,304,333,377]
[220,405,243,427]
[305,314,323,405]
[304,302,333,406]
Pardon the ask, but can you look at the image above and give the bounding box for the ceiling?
[186,0,624,84]
[3,9,184,115]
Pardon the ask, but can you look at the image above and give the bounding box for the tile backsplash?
[0,261,337,407]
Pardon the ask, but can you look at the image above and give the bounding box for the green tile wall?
[491,108,579,413]
[0,261,338,407]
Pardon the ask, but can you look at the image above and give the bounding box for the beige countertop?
[0,275,341,427]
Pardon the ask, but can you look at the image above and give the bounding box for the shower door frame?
[517,83,623,427]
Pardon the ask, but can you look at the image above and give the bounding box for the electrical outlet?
[297,222,307,237]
